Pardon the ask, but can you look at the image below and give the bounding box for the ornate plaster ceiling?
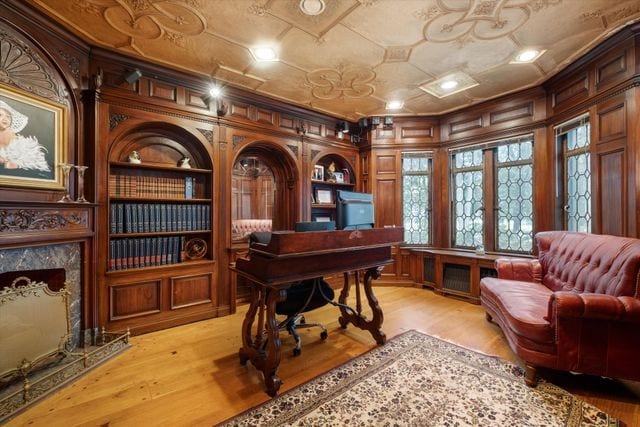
[29,0,640,120]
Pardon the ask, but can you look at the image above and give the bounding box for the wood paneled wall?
[2,2,640,331]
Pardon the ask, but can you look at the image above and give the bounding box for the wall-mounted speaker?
[124,69,142,84]
[370,116,381,126]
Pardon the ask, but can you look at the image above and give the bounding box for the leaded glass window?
[402,152,431,244]
[452,149,483,248]
[496,139,533,253]
[557,116,591,232]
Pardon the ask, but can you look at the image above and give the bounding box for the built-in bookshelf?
[107,162,212,272]
[311,155,355,222]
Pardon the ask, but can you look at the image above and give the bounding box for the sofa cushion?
[480,278,554,343]
[536,231,640,297]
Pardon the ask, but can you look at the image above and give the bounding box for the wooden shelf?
[311,180,354,187]
[110,230,211,238]
[109,197,212,203]
[110,161,211,174]
[311,203,336,209]
[106,258,214,275]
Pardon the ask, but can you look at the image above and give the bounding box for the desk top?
[233,227,404,285]
[249,227,404,259]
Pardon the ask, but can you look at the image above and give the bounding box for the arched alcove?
[231,141,299,241]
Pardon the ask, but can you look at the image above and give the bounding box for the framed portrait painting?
[0,84,67,189]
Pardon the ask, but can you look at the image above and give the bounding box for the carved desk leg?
[262,287,287,397]
[238,280,288,397]
[338,266,386,345]
[239,282,262,366]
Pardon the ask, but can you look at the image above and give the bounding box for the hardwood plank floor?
[7,287,640,426]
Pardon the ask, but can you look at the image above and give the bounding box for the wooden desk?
[232,227,404,396]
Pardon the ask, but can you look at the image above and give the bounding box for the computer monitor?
[294,221,336,232]
[336,190,374,230]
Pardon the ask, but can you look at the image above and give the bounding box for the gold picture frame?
[0,84,67,190]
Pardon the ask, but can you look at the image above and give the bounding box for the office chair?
[276,278,334,356]
[249,229,335,356]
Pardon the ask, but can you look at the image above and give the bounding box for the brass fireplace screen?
[0,276,71,379]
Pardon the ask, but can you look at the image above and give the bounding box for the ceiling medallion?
[299,0,325,16]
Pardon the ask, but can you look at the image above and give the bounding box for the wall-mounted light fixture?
[124,69,142,84]
[336,121,350,139]
[200,83,228,116]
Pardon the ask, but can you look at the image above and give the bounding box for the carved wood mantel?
[0,202,94,247]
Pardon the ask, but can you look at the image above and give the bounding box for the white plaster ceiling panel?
[248,62,313,104]
[28,0,640,119]
[533,29,608,75]
[469,64,545,98]
[199,1,291,47]
[373,62,435,98]
[405,92,474,115]
[279,25,385,70]
[341,0,430,47]
[311,96,384,121]
[410,37,517,78]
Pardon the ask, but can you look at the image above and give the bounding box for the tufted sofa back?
[232,219,272,241]
[535,231,640,297]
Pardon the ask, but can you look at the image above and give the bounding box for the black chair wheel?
[320,331,328,340]
[293,348,301,357]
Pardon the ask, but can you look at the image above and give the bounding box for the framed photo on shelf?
[0,84,67,189]
[333,171,344,183]
[312,164,324,181]
[315,188,333,204]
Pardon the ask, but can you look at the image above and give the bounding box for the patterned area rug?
[222,330,619,426]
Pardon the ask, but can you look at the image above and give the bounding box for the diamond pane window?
[402,152,431,244]
[557,117,591,232]
[496,139,534,253]
[452,149,483,248]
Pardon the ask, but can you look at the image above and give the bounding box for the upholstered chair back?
[536,231,640,297]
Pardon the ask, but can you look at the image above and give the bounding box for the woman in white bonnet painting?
[0,100,50,171]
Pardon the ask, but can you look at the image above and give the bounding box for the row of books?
[109,174,196,199]
[110,203,211,234]
[109,236,187,270]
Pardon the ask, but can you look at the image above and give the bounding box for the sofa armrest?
[549,292,640,322]
[495,258,542,282]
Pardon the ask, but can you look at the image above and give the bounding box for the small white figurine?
[128,151,141,164]
[178,156,191,168]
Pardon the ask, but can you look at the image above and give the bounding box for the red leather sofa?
[480,231,640,386]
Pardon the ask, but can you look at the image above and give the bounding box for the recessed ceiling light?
[299,0,325,15]
[420,72,479,98]
[386,100,404,110]
[251,46,278,62]
[209,86,222,98]
[511,49,545,64]
[440,80,458,90]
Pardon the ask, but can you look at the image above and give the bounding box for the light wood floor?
[7,287,640,426]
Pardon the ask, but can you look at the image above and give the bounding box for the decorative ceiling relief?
[306,66,376,100]
[32,0,640,118]
[423,0,562,43]
[73,0,206,50]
